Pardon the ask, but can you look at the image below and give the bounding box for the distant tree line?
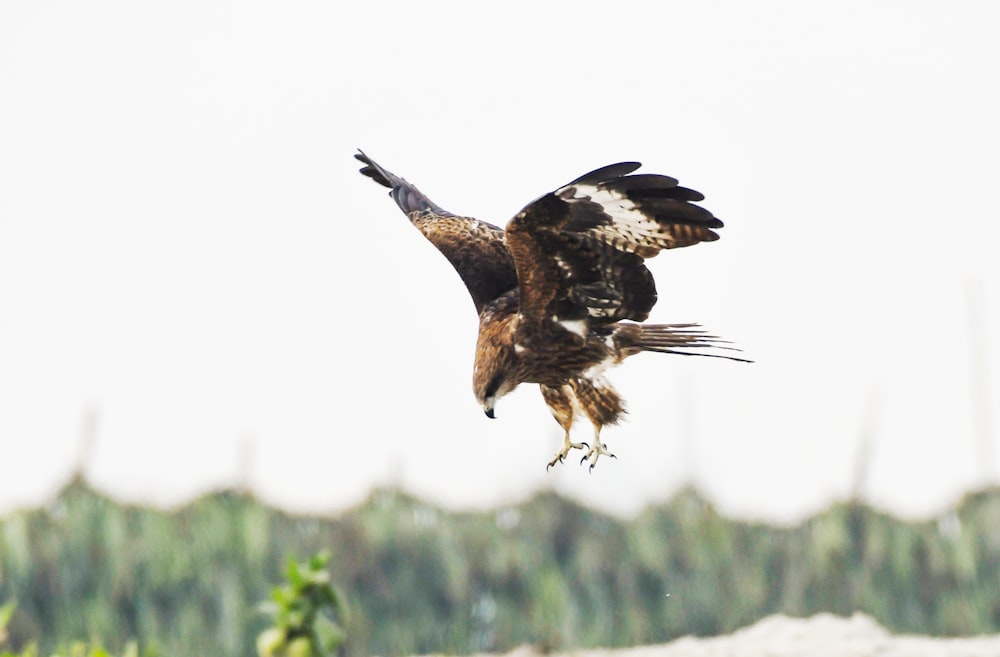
[1,478,998,657]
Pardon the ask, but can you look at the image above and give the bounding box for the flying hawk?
[356,151,747,470]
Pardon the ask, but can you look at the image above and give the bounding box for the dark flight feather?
[506,161,723,328]
[356,151,517,313]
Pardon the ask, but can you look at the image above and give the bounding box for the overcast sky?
[1,1,997,522]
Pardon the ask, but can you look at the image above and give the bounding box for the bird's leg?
[579,425,616,472]
[542,384,588,471]
[547,429,589,471]
[568,377,622,471]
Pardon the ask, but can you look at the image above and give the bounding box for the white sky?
[1,1,998,523]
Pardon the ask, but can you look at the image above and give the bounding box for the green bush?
[257,553,346,657]
[1,552,345,657]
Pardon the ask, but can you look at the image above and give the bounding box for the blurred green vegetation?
[1,478,999,656]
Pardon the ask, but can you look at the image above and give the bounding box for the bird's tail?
[616,323,752,362]
[355,150,452,217]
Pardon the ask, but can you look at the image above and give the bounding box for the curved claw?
[547,439,590,471]
[582,443,616,471]
[547,453,569,471]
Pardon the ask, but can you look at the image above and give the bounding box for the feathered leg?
[570,377,623,471]
[541,384,589,470]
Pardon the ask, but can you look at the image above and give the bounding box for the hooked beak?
[484,408,496,419]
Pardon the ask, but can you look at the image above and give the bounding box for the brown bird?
[356,151,747,470]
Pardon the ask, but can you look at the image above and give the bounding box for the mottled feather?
[355,151,517,313]
[506,162,723,330]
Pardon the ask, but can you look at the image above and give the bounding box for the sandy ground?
[459,613,1000,657]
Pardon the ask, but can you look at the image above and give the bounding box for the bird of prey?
[356,151,747,470]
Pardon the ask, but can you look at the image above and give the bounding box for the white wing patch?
[557,183,676,254]
[557,317,587,338]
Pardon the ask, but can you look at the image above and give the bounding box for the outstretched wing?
[356,151,518,313]
[505,161,722,329]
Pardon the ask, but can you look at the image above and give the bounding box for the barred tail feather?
[619,323,752,362]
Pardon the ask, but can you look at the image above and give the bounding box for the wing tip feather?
[570,161,643,185]
[355,149,393,189]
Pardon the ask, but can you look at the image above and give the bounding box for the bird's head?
[472,312,521,419]
[474,366,516,419]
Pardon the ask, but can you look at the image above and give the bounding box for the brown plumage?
[356,151,748,470]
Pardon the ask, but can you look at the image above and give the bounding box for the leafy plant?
[257,552,347,657]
